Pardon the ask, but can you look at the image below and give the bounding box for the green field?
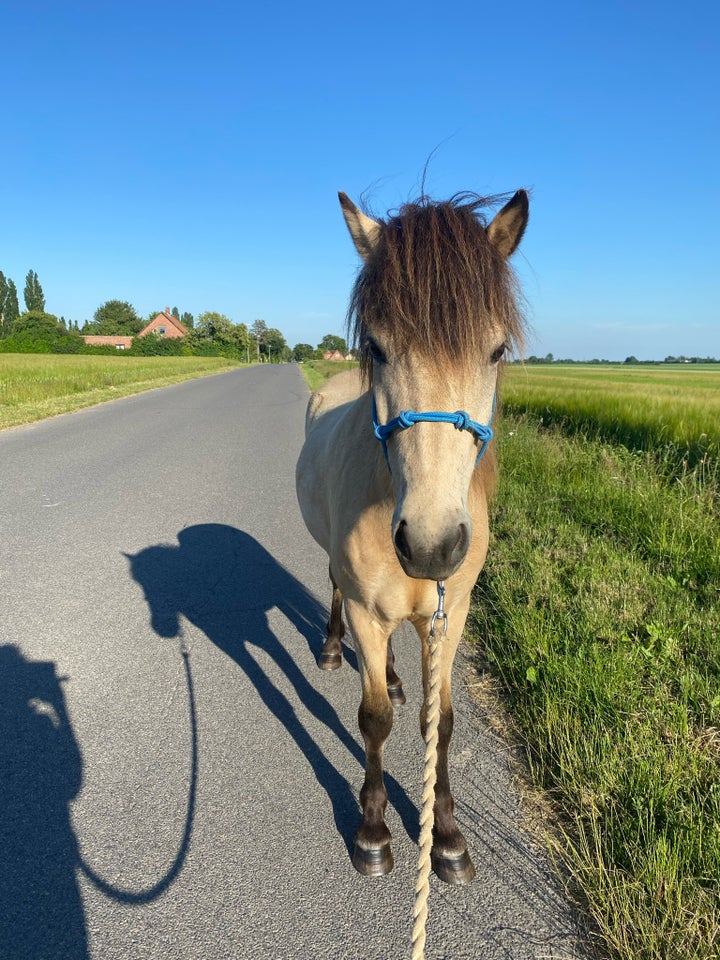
[503,364,720,471]
[0,354,242,429]
[300,361,720,960]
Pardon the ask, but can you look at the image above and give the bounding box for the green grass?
[503,364,720,471]
[469,416,720,960]
[299,358,358,391]
[0,354,242,429]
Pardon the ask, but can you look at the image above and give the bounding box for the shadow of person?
[0,645,88,960]
[126,524,417,851]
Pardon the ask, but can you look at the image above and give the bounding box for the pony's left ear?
[486,190,529,258]
[339,192,381,261]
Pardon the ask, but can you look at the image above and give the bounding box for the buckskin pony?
[296,187,529,883]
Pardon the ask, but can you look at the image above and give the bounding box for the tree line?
[522,353,720,365]
[0,269,349,363]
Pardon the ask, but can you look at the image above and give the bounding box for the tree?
[0,271,7,337]
[233,322,251,359]
[4,279,20,334]
[23,270,45,312]
[88,300,143,336]
[318,333,347,355]
[293,343,315,362]
[193,311,235,341]
[8,311,80,351]
[624,356,639,365]
[171,306,180,320]
[186,312,250,358]
[180,311,194,330]
[250,319,268,362]
[264,327,288,363]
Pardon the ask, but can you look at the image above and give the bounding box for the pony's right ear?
[339,192,381,261]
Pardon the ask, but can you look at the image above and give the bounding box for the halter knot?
[397,410,416,430]
[453,411,470,431]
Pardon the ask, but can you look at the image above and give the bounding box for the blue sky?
[2,0,718,360]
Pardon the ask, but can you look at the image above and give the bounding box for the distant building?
[138,308,188,339]
[82,307,188,349]
[323,350,354,361]
[81,335,134,350]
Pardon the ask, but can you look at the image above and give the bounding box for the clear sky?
[3,0,718,360]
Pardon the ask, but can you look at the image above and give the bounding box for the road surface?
[0,364,588,959]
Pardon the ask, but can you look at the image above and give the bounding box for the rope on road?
[410,629,442,960]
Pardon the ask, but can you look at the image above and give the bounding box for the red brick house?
[138,308,188,339]
[82,308,188,349]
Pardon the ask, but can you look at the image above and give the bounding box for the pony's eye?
[490,342,507,364]
[367,338,388,364]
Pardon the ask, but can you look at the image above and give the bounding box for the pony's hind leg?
[385,635,406,706]
[318,568,345,671]
[415,607,476,886]
[346,600,394,876]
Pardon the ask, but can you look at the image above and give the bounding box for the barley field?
[502,363,720,469]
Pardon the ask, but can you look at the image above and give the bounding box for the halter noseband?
[372,393,495,469]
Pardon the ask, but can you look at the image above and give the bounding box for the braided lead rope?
[411,583,447,960]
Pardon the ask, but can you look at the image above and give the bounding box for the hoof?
[352,842,394,877]
[431,848,476,885]
[387,683,406,706]
[318,650,342,671]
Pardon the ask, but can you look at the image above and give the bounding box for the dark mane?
[348,194,526,380]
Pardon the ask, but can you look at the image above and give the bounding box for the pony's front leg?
[346,599,395,876]
[414,601,476,885]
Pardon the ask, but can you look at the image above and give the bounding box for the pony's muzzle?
[393,517,471,580]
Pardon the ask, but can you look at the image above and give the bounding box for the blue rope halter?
[372,392,496,469]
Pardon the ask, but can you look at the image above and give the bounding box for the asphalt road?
[0,364,588,960]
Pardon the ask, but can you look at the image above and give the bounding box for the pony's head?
[341,189,529,580]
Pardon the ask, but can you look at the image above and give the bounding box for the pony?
[296,187,528,884]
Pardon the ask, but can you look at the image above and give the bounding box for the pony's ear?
[338,192,381,261]
[486,190,529,258]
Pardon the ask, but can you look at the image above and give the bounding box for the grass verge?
[299,359,358,391]
[469,416,720,960]
[0,354,242,429]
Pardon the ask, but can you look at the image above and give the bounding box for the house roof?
[138,307,188,338]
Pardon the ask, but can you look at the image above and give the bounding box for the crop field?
[301,361,720,960]
[0,354,241,429]
[502,363,720,470]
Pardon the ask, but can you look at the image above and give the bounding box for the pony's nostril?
[448,522,470,567]
[394,521,412,562]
